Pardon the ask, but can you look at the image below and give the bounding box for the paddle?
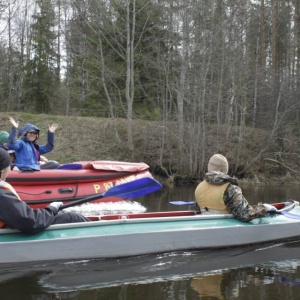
[280,211,300,219]
[60,177,162,210]
[57,163,82,170]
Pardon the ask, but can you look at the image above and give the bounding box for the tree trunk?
[125,0,135,152]
[259,0,266,80]
[271,0,278,81]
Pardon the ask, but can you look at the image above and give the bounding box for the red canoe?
[6,161,153,208]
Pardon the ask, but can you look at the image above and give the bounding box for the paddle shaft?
[24,195,120,206]
[60,177,162,210]
[60,193,105,209]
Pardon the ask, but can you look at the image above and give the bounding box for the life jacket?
[195,180,230,211]
[0,181,21,228]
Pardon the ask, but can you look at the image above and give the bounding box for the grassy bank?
[1,112,300,184]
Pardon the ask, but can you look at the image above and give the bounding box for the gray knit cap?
[208,154,229,174]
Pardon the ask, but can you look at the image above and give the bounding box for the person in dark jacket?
[7,116,59,170]
[0,148,89,233]
[195,154,277,222]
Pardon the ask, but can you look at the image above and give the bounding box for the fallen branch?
[264,158,298,174]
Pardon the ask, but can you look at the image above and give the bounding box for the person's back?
[195,154,275,222]
[195,171,232,214]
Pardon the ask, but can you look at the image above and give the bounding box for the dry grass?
[1,112,300,183]
[0,113,158,164]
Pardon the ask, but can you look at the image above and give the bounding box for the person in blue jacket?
[7,116,59,170]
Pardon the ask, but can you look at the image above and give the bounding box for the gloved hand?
[263,203,278,218]
[263,203,278,212]
[49,202,63,210]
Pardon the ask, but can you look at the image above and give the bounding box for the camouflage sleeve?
[224,184,267,222]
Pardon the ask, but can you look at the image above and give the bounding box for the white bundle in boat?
[64,200,147,216]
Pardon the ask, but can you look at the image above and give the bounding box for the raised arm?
[8,116,19,128]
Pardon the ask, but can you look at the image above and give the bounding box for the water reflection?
[2,244,300,299]
[191,274,225,299]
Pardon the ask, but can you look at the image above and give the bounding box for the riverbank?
[1,112,300,185]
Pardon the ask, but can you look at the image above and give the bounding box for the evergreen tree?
[65,0,170,119]
[22,0,59,113]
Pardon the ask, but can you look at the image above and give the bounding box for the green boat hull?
[1,209,300,265]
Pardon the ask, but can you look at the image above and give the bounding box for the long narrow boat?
[1,201,300,266]
[6,160,152,208]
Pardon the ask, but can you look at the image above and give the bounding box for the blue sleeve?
[38,131,54,155]
[7,127,22,151]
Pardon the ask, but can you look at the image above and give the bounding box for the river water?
[2,184,300,300]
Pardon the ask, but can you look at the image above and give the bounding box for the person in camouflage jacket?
[195,154,276,222]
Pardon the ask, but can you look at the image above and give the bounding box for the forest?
[1,0,300,180]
